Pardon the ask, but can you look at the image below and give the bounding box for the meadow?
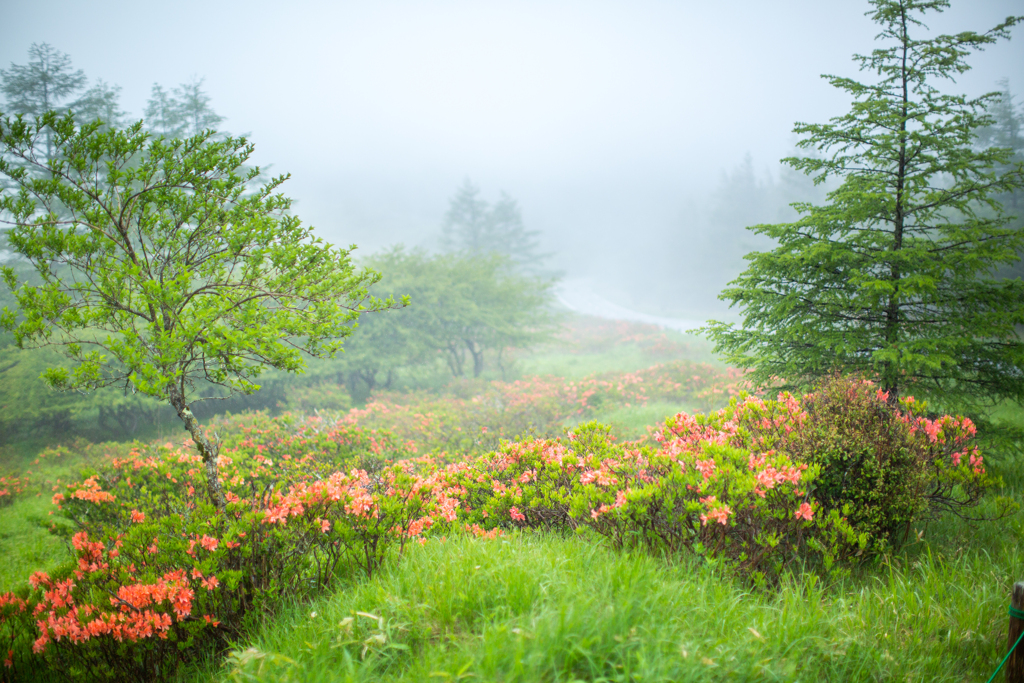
[0,315,1020,682]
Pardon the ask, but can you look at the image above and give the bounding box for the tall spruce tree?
[173,76,224,138]
[0,43,86,163]
[72,80,127,131]
[440,180,549,274]
[705,0,1024,410]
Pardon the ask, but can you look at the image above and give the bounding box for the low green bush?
[790,377,996,551]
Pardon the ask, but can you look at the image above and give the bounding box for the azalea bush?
[0,424,457,681]
[449,417,844,584]
[551,317,707,359]
[787,377,995,552]
[319,360,748,460]
[0,474,27,508]
[0,374,997,680]
[446,375,996,581]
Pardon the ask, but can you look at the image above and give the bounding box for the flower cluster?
[0,474,27,507]
[259,358,747,464]
[28,566,197,655]
[445,403,825,579]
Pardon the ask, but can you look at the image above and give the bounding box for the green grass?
[0,496,68,592]
[517,345,666,379]
[0,438,127,592]
[190,508,1024,683]
[572,401,694,440]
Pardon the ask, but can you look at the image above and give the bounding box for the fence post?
[1009,581,1024,683]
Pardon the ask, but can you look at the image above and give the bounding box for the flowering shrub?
[318,360,747,461]
[0,373,995,680]
[448,417,844,583]
[0,424,460,681]
[552,317,704,359]
[785,376,994,551]
[443,376,993,581]
[0,474,27,507]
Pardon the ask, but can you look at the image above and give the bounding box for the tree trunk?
[167,384,226,510]
[359,370,377,394]
[497,348,509,382]
[465,339,485,378]
[445,341,465,377]
[882,3,911,405]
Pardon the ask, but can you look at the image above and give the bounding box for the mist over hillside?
[4,0,1021,319]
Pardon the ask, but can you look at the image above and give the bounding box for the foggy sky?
[3,0,1023,315]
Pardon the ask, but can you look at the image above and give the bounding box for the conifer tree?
[143,77,224,139]
[441,180,490,253]
[143,83,183,138]
[72,80,127,131]
[976,80,1024,215]
[705,0,1024,410]
[440,180,549,275]
[976,81,1024,279]
[0,44,86,117]
[172,76,224,138]
[0,43,86,162]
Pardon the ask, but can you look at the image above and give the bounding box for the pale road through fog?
[555,279,707,333]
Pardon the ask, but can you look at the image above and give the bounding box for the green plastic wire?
[985,605,1024,683]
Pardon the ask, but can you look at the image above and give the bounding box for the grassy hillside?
[0,315,1020,682]
[193,515,1023,683]
[0,317,726,593]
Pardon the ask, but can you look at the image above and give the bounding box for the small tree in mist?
[977,80,1024,214]
[171,76,225,138]
[441,180,550,275]
[705,0,1024,410]
[0,43,86,116]
[341,247,557,389]
[976,80,1024,280]
[0,112,389,508]
[1,45,129,170]
[143,84,181,138]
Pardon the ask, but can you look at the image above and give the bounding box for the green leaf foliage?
[705,0,1024,411]
[0,110,388,505]
[339,247,558,392]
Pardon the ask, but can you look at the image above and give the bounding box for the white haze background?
[3,0,1022,318]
